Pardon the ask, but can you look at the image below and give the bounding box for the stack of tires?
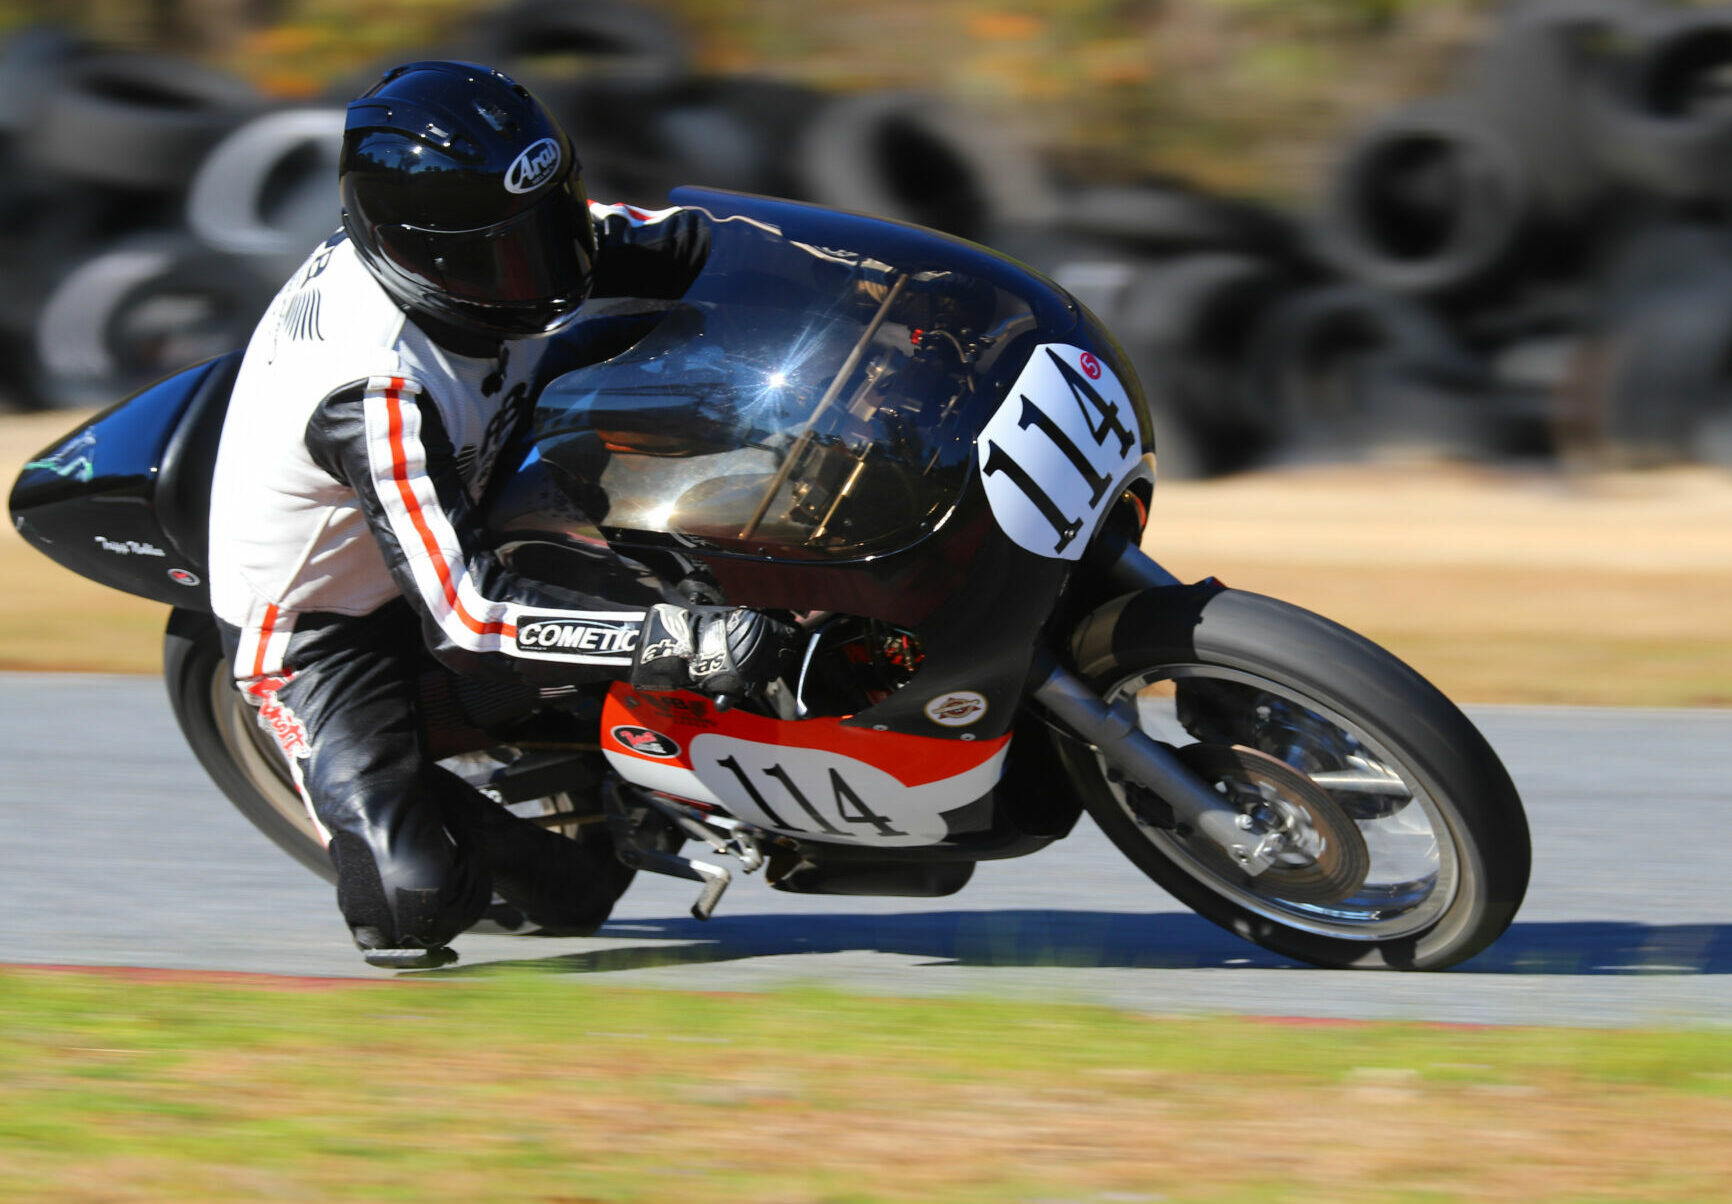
[0,29,282,409]
[468,0,1336,477]
[1003,186,1313,478]
[22,0,1731,475]
[442,0,1061,245]
[0,2,1088,415]
[1310,0,1732,468]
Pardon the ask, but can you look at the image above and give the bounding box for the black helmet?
[339,60,598,340]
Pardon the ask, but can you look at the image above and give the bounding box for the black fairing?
[486,188,1155,742]
[9,352,239,610]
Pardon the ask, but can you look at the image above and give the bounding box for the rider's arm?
[586,202,711,300]
[305,374,646,682]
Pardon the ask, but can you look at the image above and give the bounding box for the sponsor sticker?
[245,674,310,760]
[515,616,638,657]
[923,690,988,728]
[167,568,201,587]
[609,725,681,759]
[504,137,561,194]
[640,693,715,727]
[24,429,95,482]
[93,535,165,557]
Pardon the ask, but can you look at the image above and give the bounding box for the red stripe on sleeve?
[382,382,515,640]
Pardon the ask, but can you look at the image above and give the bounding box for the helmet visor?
[374,178,596,312]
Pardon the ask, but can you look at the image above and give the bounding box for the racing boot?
[434,771,636,936]
[327,828,490,970]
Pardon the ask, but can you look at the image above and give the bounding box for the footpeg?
[624,844,732,921]
[362,946,458,970]
[603,778,763,920]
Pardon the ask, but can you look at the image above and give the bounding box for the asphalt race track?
[2,672,1730,1027]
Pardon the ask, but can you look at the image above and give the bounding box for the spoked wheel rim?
[1099,664,1462,942]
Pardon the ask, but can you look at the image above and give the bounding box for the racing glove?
[630,604,799,696]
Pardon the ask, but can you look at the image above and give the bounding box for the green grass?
[2,968,1732,1202]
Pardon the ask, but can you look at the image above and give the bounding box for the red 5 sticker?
[1080,351,1102,380]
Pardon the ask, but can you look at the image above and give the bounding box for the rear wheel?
[164,607,332,881]
[1057,586,1531,970]
[162,608,631,931]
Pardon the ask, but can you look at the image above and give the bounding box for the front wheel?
[1056,585,1531,970]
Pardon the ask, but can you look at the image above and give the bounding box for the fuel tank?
[8,352,239,610]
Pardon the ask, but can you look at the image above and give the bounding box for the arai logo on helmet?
[504,137,562,194]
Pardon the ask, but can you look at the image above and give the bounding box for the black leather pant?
[223,601,490,951]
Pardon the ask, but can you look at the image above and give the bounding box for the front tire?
[1056,585,1531,970]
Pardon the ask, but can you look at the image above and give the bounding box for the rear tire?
[163,606,334,882]
[162,608,640,934]
[1057,586,1531,970]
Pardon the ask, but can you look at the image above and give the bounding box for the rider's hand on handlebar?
[630,604,800,697]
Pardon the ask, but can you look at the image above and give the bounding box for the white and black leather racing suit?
[207,201,710,954]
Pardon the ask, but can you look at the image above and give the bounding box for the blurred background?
[3,0,1732,479]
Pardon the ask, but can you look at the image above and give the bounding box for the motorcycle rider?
[207,61,794,968]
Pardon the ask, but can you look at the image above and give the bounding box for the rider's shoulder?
[287,233,407,349]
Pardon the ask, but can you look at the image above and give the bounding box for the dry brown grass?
[4,412,1728,704]
[1147,460,1732,707]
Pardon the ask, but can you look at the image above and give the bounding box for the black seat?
[155,349,244,573]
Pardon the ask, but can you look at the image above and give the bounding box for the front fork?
[1032,543,1278,878]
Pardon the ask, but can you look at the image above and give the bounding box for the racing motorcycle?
[9,188,1530,970]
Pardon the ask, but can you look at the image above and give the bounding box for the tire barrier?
[2,20,1061,412]
[549,76,828,207]
[30,53,258,192]
[1310,0,1732,468]
[1316,99,1530,298]
[33,236,276,407]
[11,3,1732,472]
[1459,0,1646,214]
[1107,254,1295,476]
[791,90,1057,242]
[1061,183,1299,259]
[1590,220,1732,316]
[186,108,344,277]
[1580,275,1732,466]
[0,27,85,137]
[1241,284,1494,458]
[1589,6,1732,201]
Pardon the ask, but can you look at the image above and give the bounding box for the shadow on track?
[1464,921,1732,976]
[424,911,1732,977]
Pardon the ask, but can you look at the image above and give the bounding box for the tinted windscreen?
[535,203,1057,561]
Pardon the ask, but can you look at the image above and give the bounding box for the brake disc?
[1175,742,1371,905]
